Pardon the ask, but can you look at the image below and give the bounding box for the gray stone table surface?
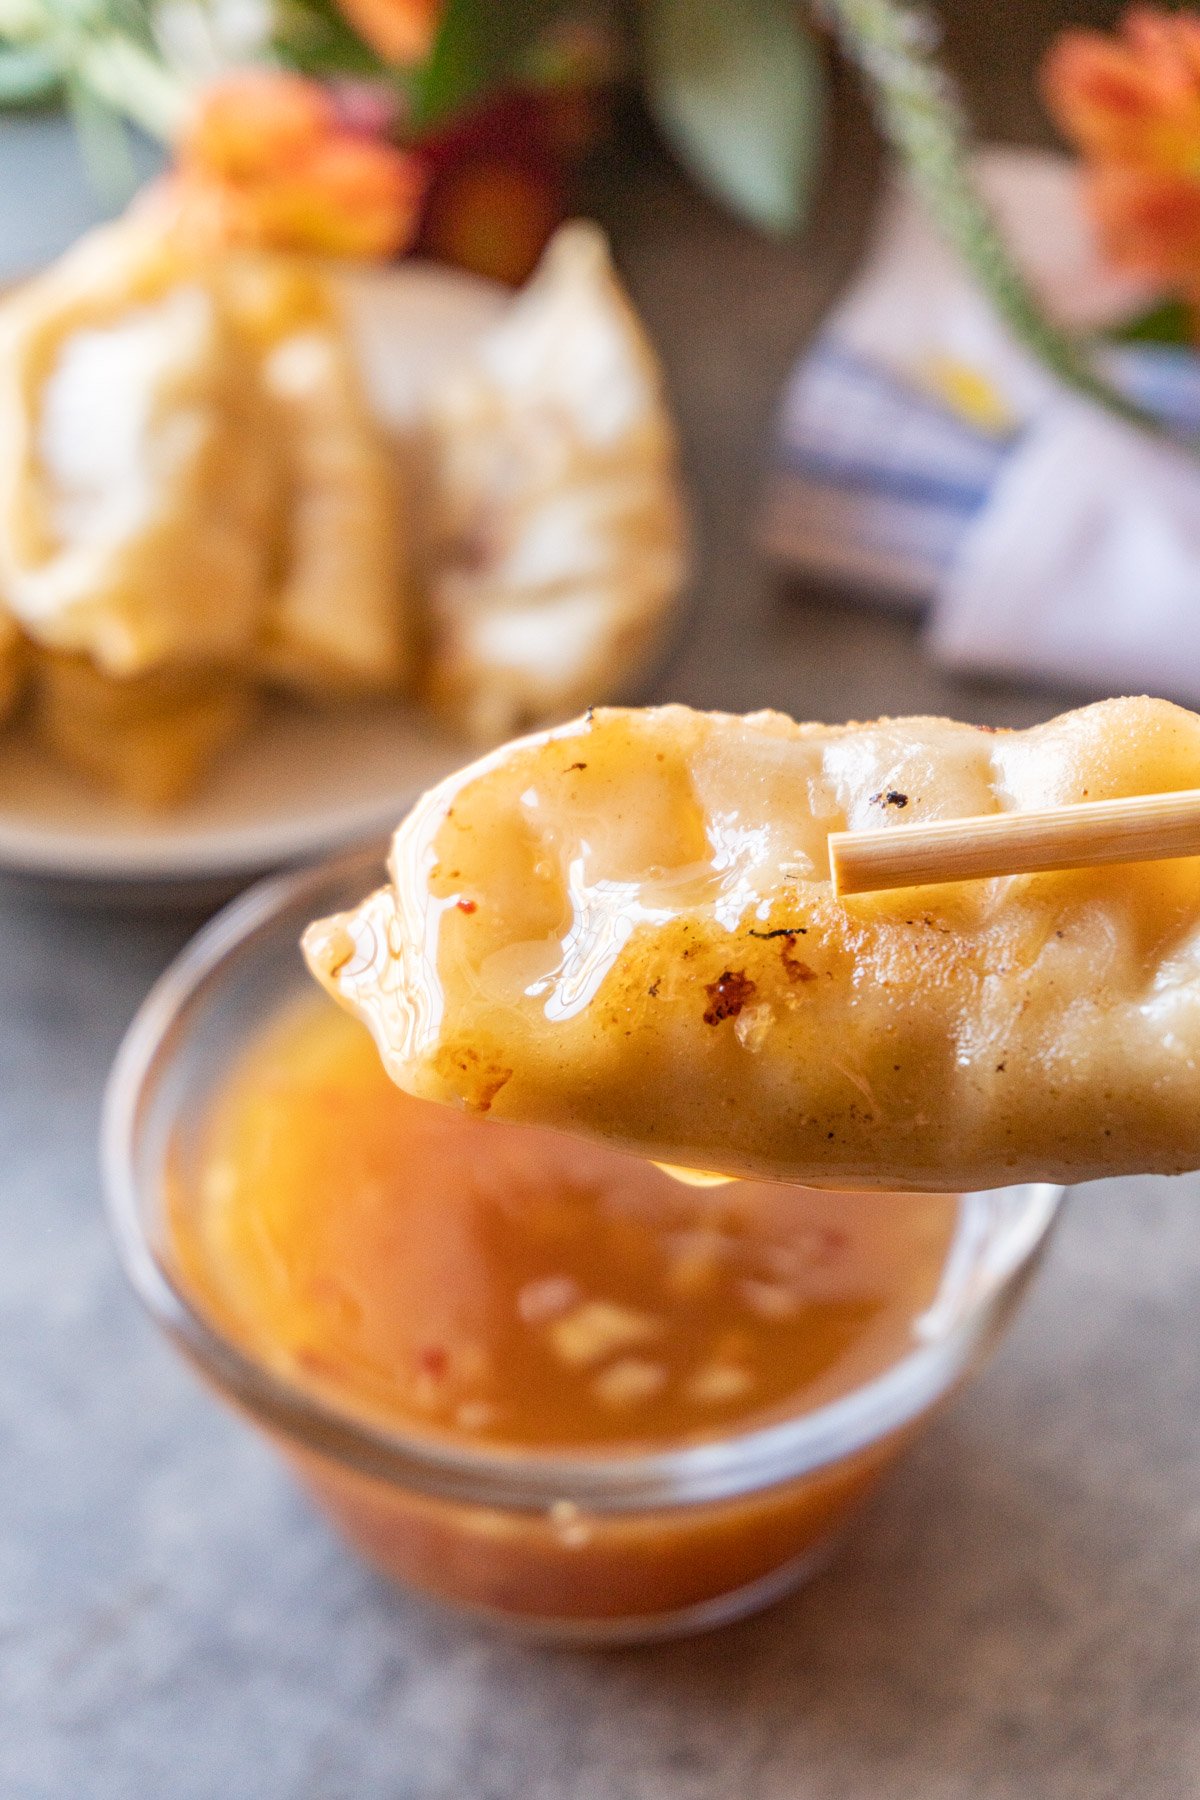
[7,13,1200,1792]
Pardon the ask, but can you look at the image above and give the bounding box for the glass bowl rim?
[101,843,1064,1517]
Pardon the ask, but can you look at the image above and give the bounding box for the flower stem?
[820,0,1170,440]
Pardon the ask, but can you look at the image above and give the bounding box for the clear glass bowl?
[102,846,1064,1645]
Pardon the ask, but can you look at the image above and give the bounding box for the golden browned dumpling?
[0,225,414,803]
[0,611,26,723]
[306,696,1200,1191]
[222,256,410,695]
[31,652,256,808]
[258,312,407,695]
[0,219,279,676]
[417,223,688,743]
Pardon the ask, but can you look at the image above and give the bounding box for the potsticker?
[306,697,1200,1191]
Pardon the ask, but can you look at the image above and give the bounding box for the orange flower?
[182,68,333,180]
[1088,165,1200,281]
[1043,7,1200,290]
[334,0,441,66]
[163,71,424,259]
[1044,9,1200,172]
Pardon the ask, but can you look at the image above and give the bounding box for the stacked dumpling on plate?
[0,216,687,804]
[418,224,688,744]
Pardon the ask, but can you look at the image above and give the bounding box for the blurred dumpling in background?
[0,612,25,723]
[223,257,410,695]
[0,220,279,677]
[335,258,505,441]
[417,222,688,742]
[260,326,407,694]
[30,652,258,809]
[0,220,415,802]
[0,212,689,805]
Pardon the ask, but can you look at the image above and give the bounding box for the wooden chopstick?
[828,787,1200,898]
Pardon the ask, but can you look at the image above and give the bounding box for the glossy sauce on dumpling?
[307,697,1200,1190]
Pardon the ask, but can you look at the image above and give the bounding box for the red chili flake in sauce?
[417,1346,449,1380]
[456,899,478,914]
[703,969,756,1025]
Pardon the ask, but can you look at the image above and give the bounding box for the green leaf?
[64,71,139,202]
[413,0,486,126]
[1109,295,1194,348]
[0,44,62,107]
[274,0,391,79]
[412,0,564,128]
[643,0,827,235]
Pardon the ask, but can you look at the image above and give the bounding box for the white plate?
[0,261,507,903]
[0,695,484,898]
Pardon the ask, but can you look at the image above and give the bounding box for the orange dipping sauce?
[168,998,963,1636]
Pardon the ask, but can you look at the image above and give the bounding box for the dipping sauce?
[175,1000,959,1448]
[166,997,964,1635]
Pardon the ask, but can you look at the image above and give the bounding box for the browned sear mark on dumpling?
[473,1070,513,1112]
[438,1044,513,1113]
[703,970,756,1025]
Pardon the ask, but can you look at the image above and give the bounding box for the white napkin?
[765,146,1200,703]
[932,402,1200,700]
[828,148,1151,417]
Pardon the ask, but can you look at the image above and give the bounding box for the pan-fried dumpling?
[0,611,25,723]
[417,223,688,743]
[0,220,279,676]
[258,309,407,694]
[0,226,412,801]
[222,256,410,694]
[305,696,1200,1192]
[31,651,257,808]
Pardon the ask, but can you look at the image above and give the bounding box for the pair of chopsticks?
[828,788,1200,898]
